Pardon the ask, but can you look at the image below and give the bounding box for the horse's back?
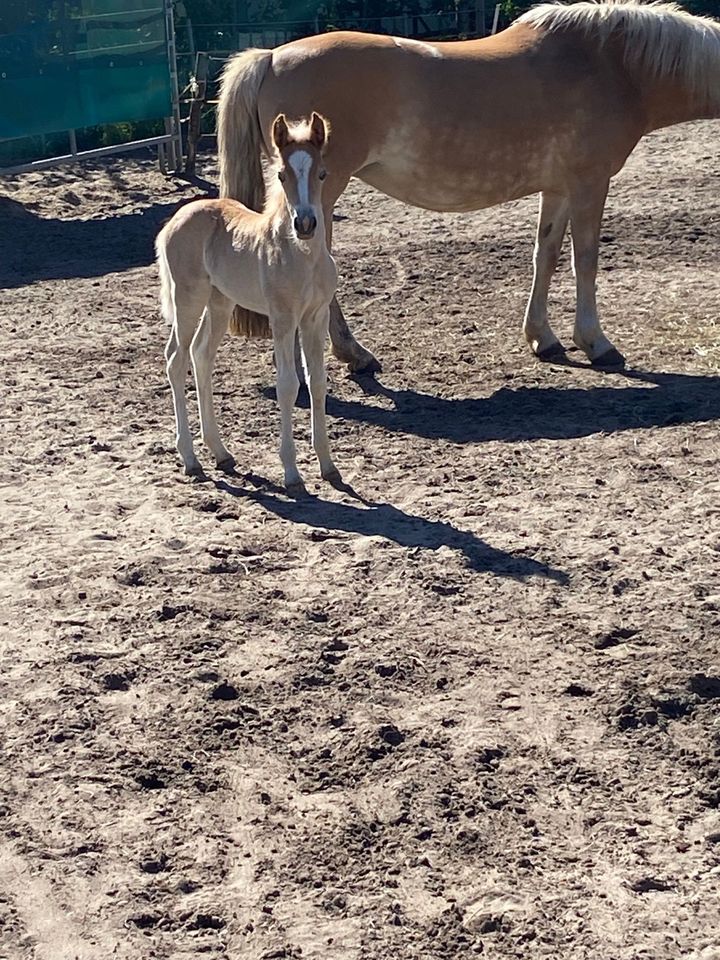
[259,23,645,208]
[263,23,630,126]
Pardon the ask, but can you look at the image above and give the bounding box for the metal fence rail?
[0,0,181,175]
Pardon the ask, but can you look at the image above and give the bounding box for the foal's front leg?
[301,306,342,486]
[272,316,305,496]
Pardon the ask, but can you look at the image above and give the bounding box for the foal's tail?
[155,231,175,327]
[217,48,274,338]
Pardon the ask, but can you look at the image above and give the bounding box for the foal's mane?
[518,1,720,103]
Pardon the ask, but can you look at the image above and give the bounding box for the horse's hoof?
[592,347,626,368]
[286,480,309,499]
[349,354,383,376]
[216,455,236,474]
[322,468,344,488]
[335,345,382,376]
[537,342,567,362]
[184,462,205,479]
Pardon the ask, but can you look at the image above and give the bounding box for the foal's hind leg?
[524,191,569,360]
[191,288,235,472]
[569,180,625,367]
[300,306,341,486]
[166,284,210,476]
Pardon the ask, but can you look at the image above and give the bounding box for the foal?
[156,112,340,496]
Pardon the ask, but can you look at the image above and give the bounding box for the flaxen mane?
[519,1,720,105]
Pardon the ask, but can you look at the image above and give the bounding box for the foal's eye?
[318,170,327,181]
[278,171,286,183]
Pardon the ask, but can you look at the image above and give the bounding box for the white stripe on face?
[289,149,313,208]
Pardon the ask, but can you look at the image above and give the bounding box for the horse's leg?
[300,306,341,485]
[569,179,625,367]
[190,287,235,472]
[328,298,381,375]
[323,180,382,376]
[165,286,209,476]
[272,315,305,495]
[524,191,569,360]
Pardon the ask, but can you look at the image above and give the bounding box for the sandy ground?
[1,120,719,960]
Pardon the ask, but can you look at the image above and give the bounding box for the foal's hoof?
[592,347,626,369]
[216,455,236,474]
[286,480,309,499]
[184,462,205,479]
[537,342,567,362]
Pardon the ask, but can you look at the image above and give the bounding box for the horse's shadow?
[215,477,568,584]
[320,366,720,443]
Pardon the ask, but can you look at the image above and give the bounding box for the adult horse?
[217,0,720,372]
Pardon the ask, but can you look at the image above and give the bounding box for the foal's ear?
[272,114,290,151]
[309,112,328,151]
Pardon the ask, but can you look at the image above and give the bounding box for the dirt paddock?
[1,121,719,960]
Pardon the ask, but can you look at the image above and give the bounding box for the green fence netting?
[0,0,172,140]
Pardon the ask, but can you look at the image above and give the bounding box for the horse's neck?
[643,80,720,132]
[645,88,720,133]
[636,34,720,131]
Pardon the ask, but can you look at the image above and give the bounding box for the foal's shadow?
[215,477,568,583]
[323,365,720,443]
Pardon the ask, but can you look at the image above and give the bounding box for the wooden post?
[491,3,500,34]
[185,51,209,174]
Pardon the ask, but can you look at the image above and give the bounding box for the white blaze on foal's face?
[289,149,313,208]
[284,147,324,239]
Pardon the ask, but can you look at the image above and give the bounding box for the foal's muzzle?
[294,213,317,239]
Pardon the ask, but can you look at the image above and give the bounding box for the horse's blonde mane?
[518,1,720,104]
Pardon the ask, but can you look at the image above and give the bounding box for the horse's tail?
[218,47,272,210]
[217,48,274,338]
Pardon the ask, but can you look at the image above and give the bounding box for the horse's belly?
[357,158,542,212]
